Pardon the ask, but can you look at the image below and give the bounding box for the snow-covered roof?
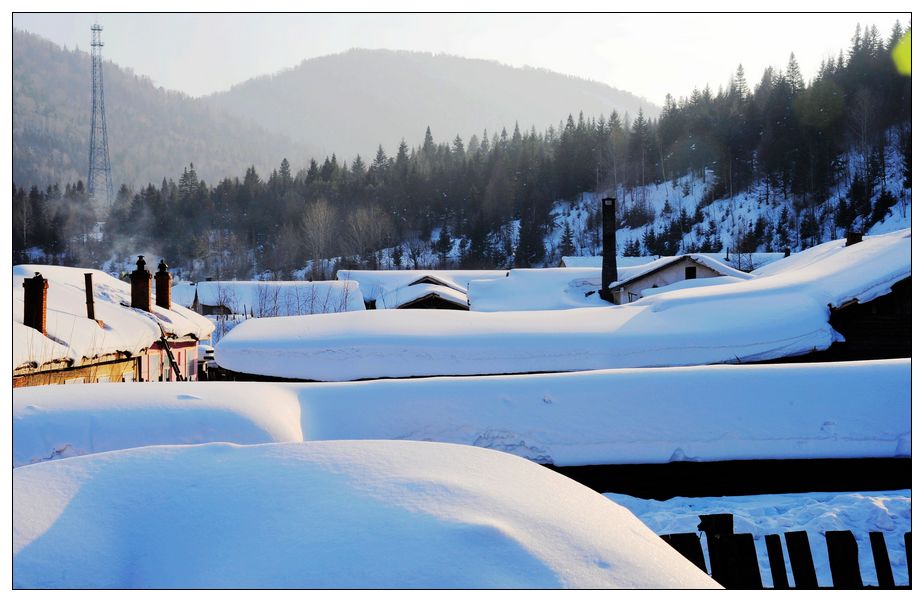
[377,282,470,309]
[13,264,214,371]
[172,280,365,316]
[13,359,909,469]
[336,269,507,303]
[609,253,752,289]
[215,229,910,381]
[639,275,750,298]
[561,253,786,272]
[12,440,718,588]
[469,268,611,311]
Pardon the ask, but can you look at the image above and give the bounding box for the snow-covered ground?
[171,279,365,317]
[12,440,719,589]
[13,360,909,468]
[215,229,909,381]
[608,490,911,588]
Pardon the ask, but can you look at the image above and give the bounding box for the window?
[122,372,135,382]
[64,377,85,384]
[96,375,110,383]
[685,266,696,280]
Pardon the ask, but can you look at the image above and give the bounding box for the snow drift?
[13,360,909,468]
[12,440,719,589]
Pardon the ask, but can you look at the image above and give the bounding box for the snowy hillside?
[545,136,910,265]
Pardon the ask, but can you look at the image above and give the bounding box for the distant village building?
[337,269,507,310]
[13,258,213,387]
[608,254,749,305]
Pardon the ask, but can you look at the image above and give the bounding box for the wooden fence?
[662,513,911,589]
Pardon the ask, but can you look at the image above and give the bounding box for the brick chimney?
[846,231,863,247]
[155,259,172,309]
[600,197,618,302]
[130,255,152,312]
[22,272,49,335]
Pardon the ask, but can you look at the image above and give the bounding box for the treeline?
[13,23,911,278]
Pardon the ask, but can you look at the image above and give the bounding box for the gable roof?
[609,254,752,290]
[382,283,470,310]
[336,270,508,304]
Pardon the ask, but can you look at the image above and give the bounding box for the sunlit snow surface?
[13,360,909,469]
[13,440,720,589]
[216,230,909,381]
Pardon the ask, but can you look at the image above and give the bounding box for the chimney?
[846,231,863,247]
[84,273,96,320]
[784,248,791,258]
[600,197,618,302]
[155,259,172,309]
[130,255,152,312]
[22,272,49,335]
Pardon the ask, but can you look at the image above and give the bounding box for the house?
[336,269,507,309]
[608,254,751,305]
[13,257,214,387]
[560,253,786,272]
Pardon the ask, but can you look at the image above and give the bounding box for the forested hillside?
[12,30,305,189]
[206,48,660,160]
[13,23,911,282]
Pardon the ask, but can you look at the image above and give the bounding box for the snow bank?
[560,256,661,268]
[608,490,911,588]
[469,268,611,311]
[171,279,365,316]
[13,264,213,371]
[12,440,719,589]
[560,253,785,272]
[14,360,909,468]
[217,230,908,381]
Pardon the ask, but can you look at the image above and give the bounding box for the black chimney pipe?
[600,197,618,302]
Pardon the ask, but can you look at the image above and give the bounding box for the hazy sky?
[13,12,909,104]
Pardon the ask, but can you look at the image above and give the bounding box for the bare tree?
[301,198,338,279]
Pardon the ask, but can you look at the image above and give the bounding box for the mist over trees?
[13,23,911,279]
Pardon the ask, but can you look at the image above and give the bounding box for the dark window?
[685,267,696,280]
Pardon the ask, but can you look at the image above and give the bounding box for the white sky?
[12,10,909,106]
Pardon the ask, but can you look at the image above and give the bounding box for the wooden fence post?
[697,513,762,589]
[826,530,863,588]
[868,532,895,588]
[765,534,790,588]
[660,533,708,574]
[784,531,819,589]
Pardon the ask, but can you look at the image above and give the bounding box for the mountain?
[13,30,308,189]
[206,48,660,159]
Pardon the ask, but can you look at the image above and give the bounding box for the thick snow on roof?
[217,230,909,380]
[560,255,662,268]
[12,440,718,588]
[171,279,365,316]
[13,360,909,468]
[13,265,213,370]
[610,489,910,588]
[637,275,749,298]
[378,282,470,309]
[337,269,507,302]
[562,253,785,271]
[609,253,751,288]
[469,268,611,311]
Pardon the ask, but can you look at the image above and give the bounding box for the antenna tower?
[88,22,113,206]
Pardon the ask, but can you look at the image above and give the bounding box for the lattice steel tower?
[88,22,113,206]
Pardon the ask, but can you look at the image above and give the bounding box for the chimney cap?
[136,255,146,270]
[158,259,169,272]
